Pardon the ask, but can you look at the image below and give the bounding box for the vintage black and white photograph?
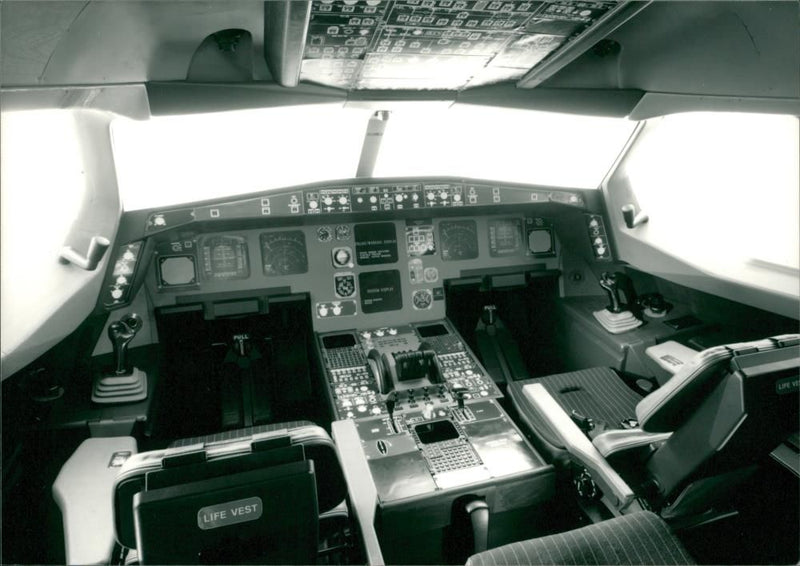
[1,1,798,564]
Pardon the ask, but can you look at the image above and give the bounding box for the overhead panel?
[299,0,619,90]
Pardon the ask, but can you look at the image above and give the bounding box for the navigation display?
[260,231,308,276]
[440,220,479,261]
[199,235,249,280]
[354,222,398,265]
[488,218,524,257]
[359,270,402,314]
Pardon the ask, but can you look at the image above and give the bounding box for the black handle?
[108,313,143,375]
[465,499,490,553]
[598,272,623,313]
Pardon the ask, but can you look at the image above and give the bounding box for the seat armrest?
[53,437,138,565]
[331,419,385,566]
[521,384,636,510]
[593,429,672,458]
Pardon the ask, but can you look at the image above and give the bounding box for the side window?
[609,112,799,297]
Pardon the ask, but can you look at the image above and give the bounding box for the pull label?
[197,497,263,530]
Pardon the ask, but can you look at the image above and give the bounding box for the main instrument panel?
[145,212,561,331]
[102,179,613,312]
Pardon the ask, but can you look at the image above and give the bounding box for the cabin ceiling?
[1,1,798,114]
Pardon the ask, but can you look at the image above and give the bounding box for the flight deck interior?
[1,1,799,565]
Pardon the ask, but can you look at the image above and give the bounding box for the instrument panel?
[149,213,560,329]
[147,211,563,331]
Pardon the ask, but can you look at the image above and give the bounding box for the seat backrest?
[636,335,799,515]
[113,421,347,563]
[135,459,318,564]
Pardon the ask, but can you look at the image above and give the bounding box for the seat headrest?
[636,334,799,432]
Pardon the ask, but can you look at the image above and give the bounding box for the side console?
[317,320,501,421]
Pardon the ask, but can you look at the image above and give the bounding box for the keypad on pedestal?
[325,346,366,370]
[422,440,483,474]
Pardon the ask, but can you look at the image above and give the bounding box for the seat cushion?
[466,511,695,565]
[510,368,644,446]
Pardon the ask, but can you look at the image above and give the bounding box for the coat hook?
[621,204,649,229]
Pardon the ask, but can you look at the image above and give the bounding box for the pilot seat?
[507,334,799,522]
[111,421,350,564]
[462,334,799,566]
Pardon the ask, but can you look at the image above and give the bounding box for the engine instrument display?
[359,270,402,314]
[260,230,309,276]
[199,235,250,280]
[354,222,398,266]
[488,218,524,257]
[439,220,479,261]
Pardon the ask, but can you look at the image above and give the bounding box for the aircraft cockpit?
[2,1,798,565]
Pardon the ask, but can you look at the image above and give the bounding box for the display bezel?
[359,269,403,314]
[158,255,198,287]
[488,218,524,257]
[354,222,399,266]
[198,234,250,281]
[259,230,309,276]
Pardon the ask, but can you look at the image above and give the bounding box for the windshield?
[111,103,637,211]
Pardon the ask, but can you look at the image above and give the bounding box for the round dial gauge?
[199,235,249,280]
[317,226,333,242]
[260,231,308,276]
[439,220,479,261]
[335,224,351,241]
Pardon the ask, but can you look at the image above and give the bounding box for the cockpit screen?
[439,220,479,261]
[354,223,398,265]
[158,256,197,287]
[488,218,524,257]
[359,270,402,314]
[260,231,308,276]
[415,420,459,445]
[199,235,249,280]
[405,224,436,257]
[417,323,448,338]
